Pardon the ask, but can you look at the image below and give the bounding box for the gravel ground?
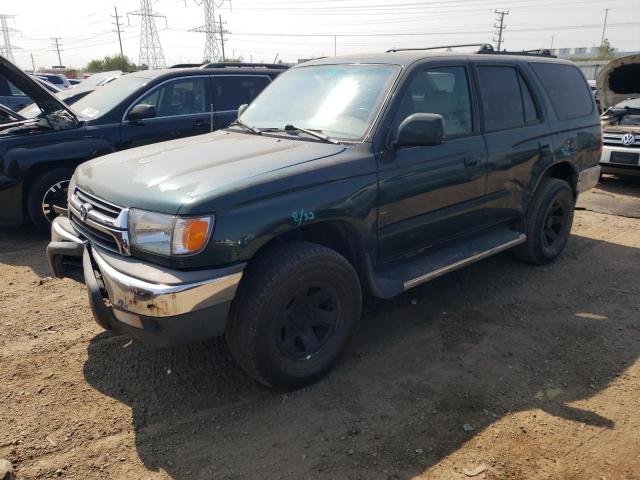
[1,175,639,480]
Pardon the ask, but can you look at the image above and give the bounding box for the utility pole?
[51,37,63,67]
[112,6,125,58]
[219,14,227,61]
[600,8,609,45]
[128,0,167,69]
[188,0,229,63]
[30,53,35,72]
[0,14,19,64]
[334,35,337,56]
[493,9,509,51]
[550,35,554,49]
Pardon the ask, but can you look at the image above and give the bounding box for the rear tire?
[514,178,574,265]
[26,168,74,231]
[226,242,362,390]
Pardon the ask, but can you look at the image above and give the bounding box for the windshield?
[240,64,400,141]
[71,76,150,119]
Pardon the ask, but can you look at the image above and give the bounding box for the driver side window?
[395,66,473,136]
[132,77,206,118]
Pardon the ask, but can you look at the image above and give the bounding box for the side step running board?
[371,229,526,298]
[403,233,525,289]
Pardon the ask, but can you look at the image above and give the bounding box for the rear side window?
[477,66,539,131]
[212,75,270,111]
[530,63,593,120]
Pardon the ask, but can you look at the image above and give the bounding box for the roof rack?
[386,43,493,53]
[479,47,556,58]
[199,62,289,70]
[386,43,556,58]
[169,63,204,68]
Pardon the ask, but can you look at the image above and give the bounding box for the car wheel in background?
[26,168,74,231]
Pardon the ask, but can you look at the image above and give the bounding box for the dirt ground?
[1,175,640,480]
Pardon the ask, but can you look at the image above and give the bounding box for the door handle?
[464,157,479,168]
[193,119,208,128]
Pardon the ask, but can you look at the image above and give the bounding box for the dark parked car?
[36,73,71,90]
[48,46,601,389]
[0,57,286,228]
[0,74,31,111]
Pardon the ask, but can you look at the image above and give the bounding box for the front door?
[120,76,211,149]
[377,64,488,263]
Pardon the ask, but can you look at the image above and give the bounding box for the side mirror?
[237,103,248,118]
[127,104,156,121]
[396,113,445,148]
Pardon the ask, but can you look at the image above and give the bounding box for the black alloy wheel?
[276,284,340,361]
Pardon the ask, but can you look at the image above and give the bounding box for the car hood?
[76,131,347,214]
[596,54,640,109]
[0,55,76,119]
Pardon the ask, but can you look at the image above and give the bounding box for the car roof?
[298,51,576,68]
[125,66,286,81]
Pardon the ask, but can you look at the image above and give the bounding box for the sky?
[3,0,640,70]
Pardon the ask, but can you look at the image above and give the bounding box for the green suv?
[47,46,601,389]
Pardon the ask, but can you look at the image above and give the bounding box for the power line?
[128,0,167,69]
[112,7,125,58]
[494,9,509,51]
[51,37,63,66]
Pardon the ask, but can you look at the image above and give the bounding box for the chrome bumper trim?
[52,216,86,244]
[576,165,601,193]
[91,248,242,318]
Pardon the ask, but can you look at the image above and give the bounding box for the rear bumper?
[47,216,245,346]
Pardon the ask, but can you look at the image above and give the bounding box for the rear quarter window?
[530,62,593,120]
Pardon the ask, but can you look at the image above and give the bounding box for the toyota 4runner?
[47,45,601,389]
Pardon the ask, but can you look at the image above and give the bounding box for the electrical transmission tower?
[0,14,20,64]
[129,0,167,69]
[493,9,509,51]
[189,0,229,63]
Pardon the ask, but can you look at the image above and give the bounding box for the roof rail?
[199,62,289,70]
[169,63,204,68]
[386,43,493,53]
[478,48,556,58]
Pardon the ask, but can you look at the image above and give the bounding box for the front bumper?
[600,144,640,175]
[47,216,245,346]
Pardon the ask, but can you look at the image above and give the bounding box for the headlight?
[129,209,214,256]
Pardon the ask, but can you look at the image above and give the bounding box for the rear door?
[120,75,211,149]
[210,74,272,129]
[474,62,552,224]
[377,62,489,261]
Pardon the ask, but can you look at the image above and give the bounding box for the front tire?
[226,242,362,390]
[514,178,574,265]
[26,168,74,231]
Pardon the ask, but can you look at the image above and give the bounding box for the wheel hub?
[276,285,339,361]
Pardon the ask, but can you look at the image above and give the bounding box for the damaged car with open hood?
[598,54,640,175]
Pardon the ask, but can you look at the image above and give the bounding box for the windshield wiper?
[228,119,261,135]
[284,124,340,144]
[261,124,339,144]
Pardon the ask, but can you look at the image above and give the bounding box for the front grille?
[69,188,130,256]
[603,132,640,149]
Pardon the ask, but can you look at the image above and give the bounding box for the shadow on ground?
[82,234,640,479]
[0,225,51,278]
